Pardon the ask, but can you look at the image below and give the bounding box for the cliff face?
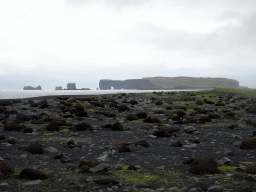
[99,77,240,90]
[145,77,240,89]
[23,86,42,90]
[99,79,159,90]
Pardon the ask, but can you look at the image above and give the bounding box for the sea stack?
[55,86,62,90]
[67,83,76,90]
[23,86,42,90]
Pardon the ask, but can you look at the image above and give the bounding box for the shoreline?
[0,89,205,101]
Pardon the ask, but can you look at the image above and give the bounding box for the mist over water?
[0,89,206,99]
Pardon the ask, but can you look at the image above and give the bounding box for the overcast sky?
[1,0,256,89]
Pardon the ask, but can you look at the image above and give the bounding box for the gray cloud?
[1,0,256,90]
[66,0,148,8]
[135,10,256,55]
[218,10,242,21]
[134,22,227,55]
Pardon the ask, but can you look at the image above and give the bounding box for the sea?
[0,89,206,100]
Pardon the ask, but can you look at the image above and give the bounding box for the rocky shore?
[0,88,256,192]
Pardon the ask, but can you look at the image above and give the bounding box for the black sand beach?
[0,89,256,192]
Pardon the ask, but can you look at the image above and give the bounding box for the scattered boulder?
[184,157,217,167]
[118,104,129,112]
[26,143,44,154]
[75,103,84,111]
[130,99,138,105]
[89,163,108,174]
[101,123,113,129]
[136,112,148,119]
[170,140,183,147]
[207,185,223,192]
[0,106,7,113]
[75,122,92,131]
[94,179,119,185]
[90,101,104,108]
[228,124,238,129]
[246,105,256,113]
[126,113,139,121]
[31,119,44,124]
[53,151,63,159]
[16,113,33,121]
[208,113,221,119]
[166,127,180,134]
[154,100,163,105]
[109,102,118,108]
[44,147,58,154]
[152,130,166,137]
[177,110,186,117]
[203,99,215,104]
[39,100,49,109]
[61,156,71,163]
[112,121,124,131]
[240,188,253,192]
[127,165,137,171]
[0,138,15,144]
[139,124,153,130]
[154,110,164,114]
[118,144,131,153]
[19,168,47,180]
[0,100,12,106]
[240,138,256,149]
[135,140,150,147]
[14,124,26,132]
[38,112,50,120]
[79,159,99,168]
[184,126,196,134]
[23,128,33,133]
[46,120,60,131]
[0,135,5,140]
[4,121,16,131]
[219,157,231,165]
[189,162,219,175]
[196,100,203,105]
[0,162,13,176]
[144,116,161,123]
[63,114,74,118]
[66,137,78,146]
[245,166,256,174]
[199,116,211,122]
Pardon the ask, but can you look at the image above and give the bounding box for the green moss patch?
[131,120,143,123]
[113,166,185,186]
[217,166,246,172]
[31,137,90,142]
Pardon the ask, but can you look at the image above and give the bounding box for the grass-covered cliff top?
[143,77,239,89]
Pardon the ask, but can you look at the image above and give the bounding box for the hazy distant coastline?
[99,76,240,90]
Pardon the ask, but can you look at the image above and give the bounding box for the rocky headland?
[0,88,256,192]
[99,77,240,90]
[23,86,42,90]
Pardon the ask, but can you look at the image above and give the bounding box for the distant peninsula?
[99,77,240,90]
[23,86,42,90]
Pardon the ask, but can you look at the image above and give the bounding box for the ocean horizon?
[0,89,207,100]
